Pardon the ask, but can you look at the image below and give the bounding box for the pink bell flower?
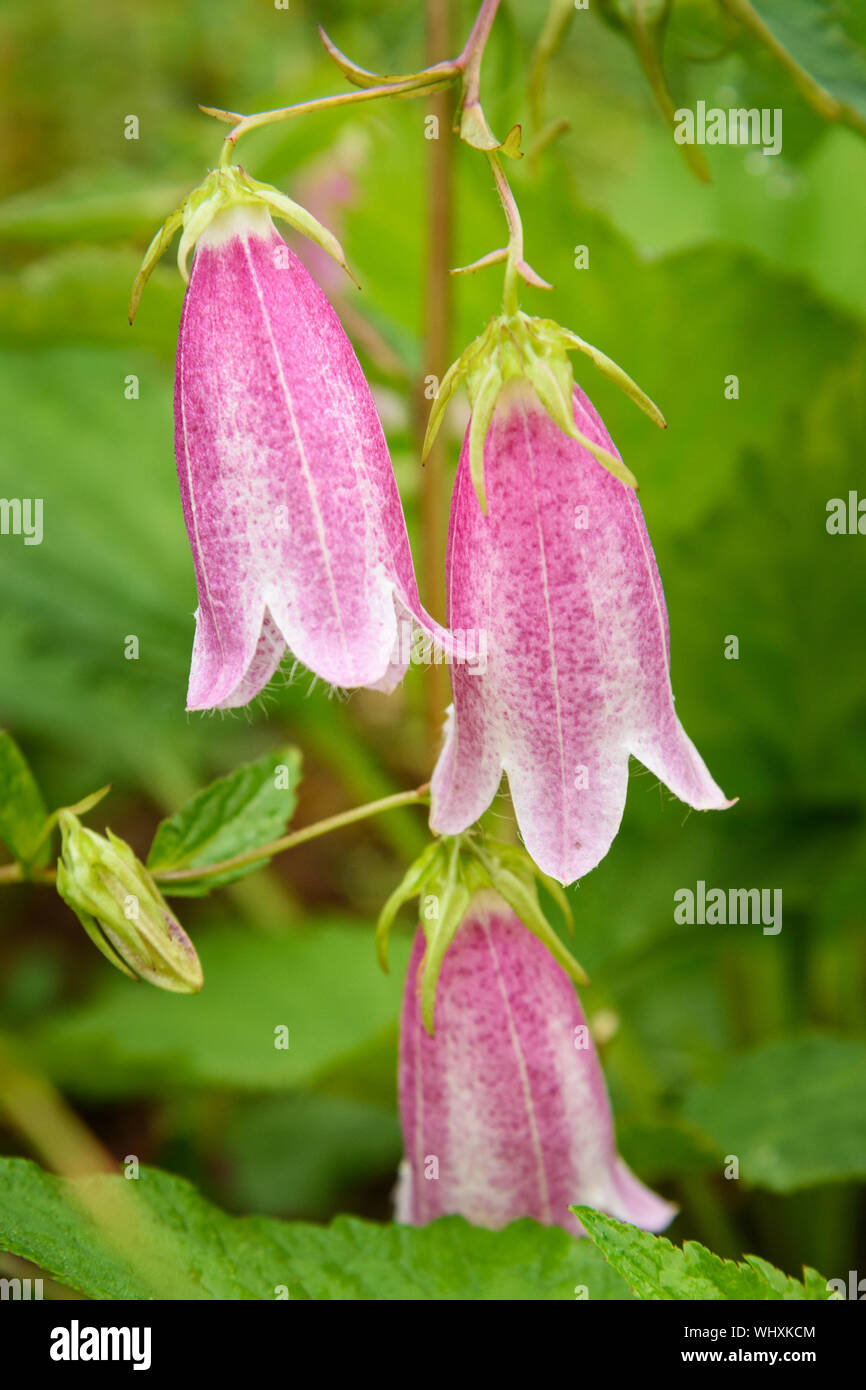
[396,893,676,1234]
[174,201,442,709]
[430,377,733,884]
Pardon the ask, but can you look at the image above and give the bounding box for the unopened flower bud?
[56,812,203,993]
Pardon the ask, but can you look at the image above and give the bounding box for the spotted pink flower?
[396,894,675,1234]
[175,203,440,710]
[430,378,732,884]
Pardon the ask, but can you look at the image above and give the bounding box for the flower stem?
[153,783,431,885]
[0,862,54,885]
[488,152,523,315]
[208,0,503,165]
[217,71,458,162]
[419,0,455,743]
[458,0,503,92]
[0,785,431,889]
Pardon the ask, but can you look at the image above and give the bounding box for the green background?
[0,0,864,1295]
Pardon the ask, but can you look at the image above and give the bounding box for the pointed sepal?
[423,310,653,505]
[555,324,666,429]
[177,185,228,283]
[129,208,183,323]
[376,838,443,972]
[467,364,503,514]
[377,832,585,1033]
[239,172,356,284]
[130,165,354,319]
[472,839,588,988]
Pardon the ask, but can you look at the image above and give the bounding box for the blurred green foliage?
[0,0,864,1295]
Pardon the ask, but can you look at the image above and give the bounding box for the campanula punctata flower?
[175,200,444,709]
[430,376,732,884]
[396,893,675,1234]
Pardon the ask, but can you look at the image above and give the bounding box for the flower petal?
[397,897,676,1234]
[430,378,731,883]
[175,203,442,710]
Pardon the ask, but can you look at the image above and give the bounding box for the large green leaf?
[0,1158,631,1301]
[26,921,410,1095]
[147,747,302,894]
[682,1036,866,1193]
[574,1206,829,1299]
[725,0,866,131]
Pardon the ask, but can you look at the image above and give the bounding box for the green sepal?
[424,310,654,510]
[24,783,112,868]
[59,880,138,981]
[554,324,666,430]
[376,831,587,1035]
[418,841,475,1034]
[481,837,574,933]
[473,841,588,989]
[422,335,488,462]
[128,208,183,323]
[176,186,227,282]
[528,348,637,488]
[129,165,353,321]
[241,174,355,284]
[375,838,443,972]
[467,363,503,514]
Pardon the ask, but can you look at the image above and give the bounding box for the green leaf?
[147,748,302,894]
[725,0,866,133]
[682,1036,866,1193]
[0,1158,632,1301]
[0,730,49,867]
[573,1206,830,1300]
[25,921,409,1096]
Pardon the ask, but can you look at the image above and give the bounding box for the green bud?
[56,812,203,993]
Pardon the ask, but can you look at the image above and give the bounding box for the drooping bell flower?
[395,890,676,1234]
[424,312,733,885]
[131,165,444,710]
